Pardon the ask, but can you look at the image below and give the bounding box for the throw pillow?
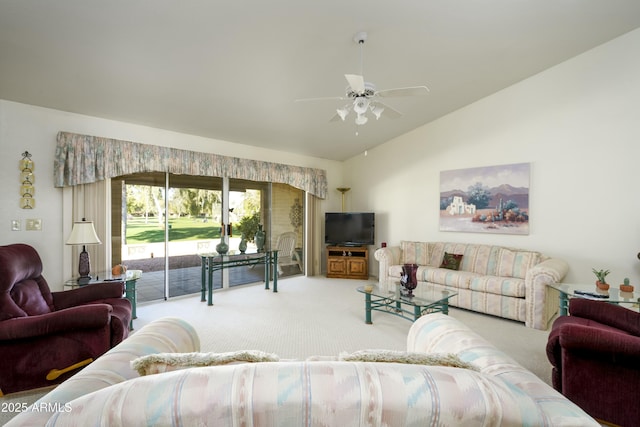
[495,248,540,279]
[400,241,430,265]
[338,349,479,371]
[131,350,280,376]
[440,252,463,270]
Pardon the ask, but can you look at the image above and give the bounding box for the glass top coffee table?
[356,282,457,324]
[548,282,639,316]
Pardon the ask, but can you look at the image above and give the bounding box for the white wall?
[0,101,343,288]
[345,28,640,285]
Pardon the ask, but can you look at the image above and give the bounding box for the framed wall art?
[439,162,530,235]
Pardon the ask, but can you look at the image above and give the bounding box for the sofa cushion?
[10,277,53,316]
[460,245,501,275]
[0,295,28,321]
[469,276,526,298]
[131,350,279,376]
[419,267,479,289]
[400,241,429,265]
[495,248,540,279]
[440,252,463,270]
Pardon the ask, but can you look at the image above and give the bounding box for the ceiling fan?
[296,31,430,126]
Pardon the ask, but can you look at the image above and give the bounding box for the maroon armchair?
[0,243,132,395]
[546,298,640,426]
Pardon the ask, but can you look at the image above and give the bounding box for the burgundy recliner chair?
[0,243,132,395]
[546,297,640,426]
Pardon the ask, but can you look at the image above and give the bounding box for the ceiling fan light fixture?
[353,97,369,114]
[337,107,349,121]
[371,105,384,120]
[355,114,368,126]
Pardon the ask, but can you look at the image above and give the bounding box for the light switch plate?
[11,220,21,231]
[26,218,42,231]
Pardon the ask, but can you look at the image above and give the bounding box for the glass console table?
[199,250,278,306]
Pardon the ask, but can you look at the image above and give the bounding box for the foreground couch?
[8,314,596,426]
[547,298,640,426]
[0,243,132,395]
[375,241,568,329]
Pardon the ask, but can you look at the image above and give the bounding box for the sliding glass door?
[166,174,222,298]
[113,173,168,302]
[112,173,304,303]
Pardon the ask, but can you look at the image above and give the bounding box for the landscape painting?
[439,162,530,235]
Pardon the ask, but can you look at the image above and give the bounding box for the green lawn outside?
[125,217,222,244]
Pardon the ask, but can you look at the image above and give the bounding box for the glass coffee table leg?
[559,291,569,316]
[412,304,422,320]
[365,292,372,324]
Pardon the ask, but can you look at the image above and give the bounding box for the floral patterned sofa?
[375,241,568,329]
[7,314,596,426]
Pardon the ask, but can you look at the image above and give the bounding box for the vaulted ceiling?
[1,1,639,161]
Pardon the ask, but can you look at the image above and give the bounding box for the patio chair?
[275,231,302,275]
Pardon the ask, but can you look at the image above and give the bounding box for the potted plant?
[592,268,610,290]
[235,212,260,244]
[620,277,634,293]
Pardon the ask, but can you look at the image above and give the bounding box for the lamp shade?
[66,220,101,245]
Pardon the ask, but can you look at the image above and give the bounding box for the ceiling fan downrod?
[354,31,367,77]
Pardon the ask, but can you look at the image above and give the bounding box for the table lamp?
[66,218,101,284]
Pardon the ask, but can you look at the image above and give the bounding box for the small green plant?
[235,212,260,242]
[623,277,630,286]
[592,268,610,284]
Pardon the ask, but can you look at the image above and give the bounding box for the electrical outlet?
[26,219,42,231]
[11,220,21,231]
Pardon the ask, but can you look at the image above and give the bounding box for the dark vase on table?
[400,263,419,297]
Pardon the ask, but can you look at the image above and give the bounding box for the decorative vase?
[239,234,248,254]
[216,225,229,255]
[255,224,266,253]
[400,263,419,297]
[596,281,609,291]
[216,238,228,255]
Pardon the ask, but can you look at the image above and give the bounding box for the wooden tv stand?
[326,246,368,280]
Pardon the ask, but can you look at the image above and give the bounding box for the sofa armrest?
[0,304,112,341]
[52,281,125,310]
[557,322,640,425]
[373,246,401,281]
[559,323,640,363]
[525,257,569,329]
[407,313,598,425]
[568,298,640,336]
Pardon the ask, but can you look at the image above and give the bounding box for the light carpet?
[135,275,554,385]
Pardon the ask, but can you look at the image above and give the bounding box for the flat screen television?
[324,212,375,246]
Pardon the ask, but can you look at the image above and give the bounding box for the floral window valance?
[54,131,328,198]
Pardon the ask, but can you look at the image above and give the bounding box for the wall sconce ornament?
[19,151,35,209]
[289,198,303,231]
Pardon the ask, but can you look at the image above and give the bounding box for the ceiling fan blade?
[375,85,430,98]
[294,96,347,103]
[372,101,403,119]
[345,74,365,94]
[329,112,343,122]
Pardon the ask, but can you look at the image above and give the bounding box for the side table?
[65,269,142,329]
[547,282,638,316]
